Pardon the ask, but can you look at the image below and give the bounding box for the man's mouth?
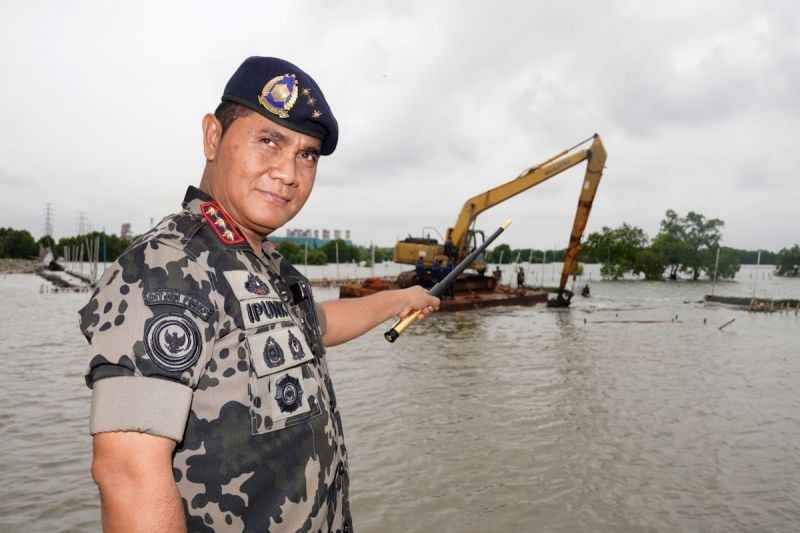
[259,190,291,205]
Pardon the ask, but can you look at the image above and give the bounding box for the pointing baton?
[384,220,512,343]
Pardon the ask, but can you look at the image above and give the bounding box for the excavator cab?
[467,230,487,274]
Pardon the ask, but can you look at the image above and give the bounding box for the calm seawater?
[1,264,798,532]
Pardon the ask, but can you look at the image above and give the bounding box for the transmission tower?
[76,211,88,235]
[43,203,54,237]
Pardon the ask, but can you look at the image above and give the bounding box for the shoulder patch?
[199,201,246,245]
[143,288,213,320]
[144,313,202,372]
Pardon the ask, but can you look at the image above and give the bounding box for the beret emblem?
[258,74,299,118]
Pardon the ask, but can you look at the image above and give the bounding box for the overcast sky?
[1,0,798,251]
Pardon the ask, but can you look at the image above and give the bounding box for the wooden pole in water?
[711,246,720,296]
[525,249,533,282]
[719,318,735,330]
[541,249,546,291]
[752,250,761,298]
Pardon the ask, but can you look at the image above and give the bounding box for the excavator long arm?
[552,135,607,304]
[446,134,603,258]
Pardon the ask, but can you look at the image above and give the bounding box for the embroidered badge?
[143,288,212,320]
[200,202,245,245]
[275,374,303,413]
[245,274,270,296]
[264,336,285,368]
[258,74,299,118]
[288,330,305,360]
[144,313,202,372]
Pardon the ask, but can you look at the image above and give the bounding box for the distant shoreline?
[0,258,42,274]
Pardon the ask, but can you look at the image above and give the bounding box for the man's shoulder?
[129,210,204,253]
[104,210,208,281]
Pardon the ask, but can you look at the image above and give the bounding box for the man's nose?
[269,154,297,185]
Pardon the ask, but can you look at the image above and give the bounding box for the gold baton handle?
[384,309,422,343]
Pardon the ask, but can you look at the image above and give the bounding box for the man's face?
[204,112,322,240]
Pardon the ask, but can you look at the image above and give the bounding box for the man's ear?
[202,113,223,161]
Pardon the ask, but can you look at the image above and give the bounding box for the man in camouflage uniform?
[80,57,439,532]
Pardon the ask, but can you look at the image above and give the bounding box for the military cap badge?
[258,74,299,118]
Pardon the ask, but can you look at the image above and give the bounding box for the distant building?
[121,223,132,239]
[270,227,352,248]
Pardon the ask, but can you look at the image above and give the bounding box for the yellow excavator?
[393,134,607,305]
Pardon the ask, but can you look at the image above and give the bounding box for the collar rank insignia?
[199,201,245,245]
[288,330,305,360]
[245,273,270,296]
[258,74,299,118]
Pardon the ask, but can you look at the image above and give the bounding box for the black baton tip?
[384,329,400,343]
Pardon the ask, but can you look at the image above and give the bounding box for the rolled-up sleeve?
[90,376,193,441]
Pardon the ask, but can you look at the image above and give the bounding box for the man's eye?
[261,138,276,146]
[300,152,318,163]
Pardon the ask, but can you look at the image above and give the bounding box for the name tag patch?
[242,298,290,329]
[143,289,212,320]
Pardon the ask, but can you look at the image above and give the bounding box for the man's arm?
[321,285,439,347]
[92,432,186,533]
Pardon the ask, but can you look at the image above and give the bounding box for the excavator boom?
[447,134,602,259]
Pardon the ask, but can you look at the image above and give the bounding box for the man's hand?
[321,286,440,347]
[92,432,186,532]
[395,285,440,319]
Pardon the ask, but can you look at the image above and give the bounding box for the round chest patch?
[144,313,202,372]
[275,374,303,413]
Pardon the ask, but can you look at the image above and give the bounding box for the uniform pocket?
[245,326,322,435]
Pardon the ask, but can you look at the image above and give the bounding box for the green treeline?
[0,229,135,262]
[0,228,38,258]
[486,210,799,279]
[276,239,393,266]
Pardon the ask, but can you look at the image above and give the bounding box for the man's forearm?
[98,474,186,533]
[321,286,439,346]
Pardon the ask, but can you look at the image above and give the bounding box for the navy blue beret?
[222,57,338,155]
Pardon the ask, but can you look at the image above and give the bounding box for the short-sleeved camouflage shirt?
[80,186,352,532]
